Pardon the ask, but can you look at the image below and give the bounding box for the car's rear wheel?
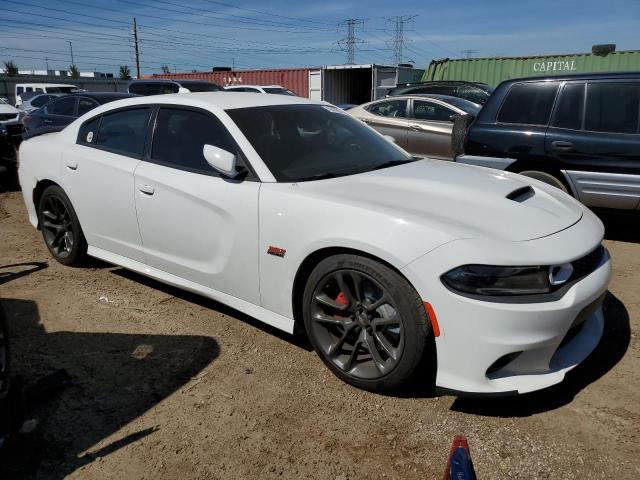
[38,185,87,266]
[303,254,431,391]
[518,170,569,194]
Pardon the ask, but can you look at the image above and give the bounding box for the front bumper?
[402,218,611,395]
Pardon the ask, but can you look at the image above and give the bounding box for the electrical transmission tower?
[385,15,417,65]
[337,19,365,65]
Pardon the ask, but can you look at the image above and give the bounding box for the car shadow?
[598,210,640,243]
[449,292,630,417]
[111,268,314,352]
[0,296,220,480]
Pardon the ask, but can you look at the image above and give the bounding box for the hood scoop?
[506,185,535,203]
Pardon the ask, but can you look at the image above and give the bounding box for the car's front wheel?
[38,185,87,266]
[303,254,431,391]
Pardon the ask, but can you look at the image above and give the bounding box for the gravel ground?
[0,188,638,479]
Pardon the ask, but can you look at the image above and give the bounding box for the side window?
[96,108,151,157]
[78,97,100,116]
[552,83,585,130]
[366,100,407,118]
[151,108,235,175]
[47,97,77,116]
[78,116,101,145]
[497,82,559,125]
[585,82,640,134]
[17,87,24,94]
[32,95,52,108]
[413,100,454,121]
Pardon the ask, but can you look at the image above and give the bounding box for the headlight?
[442,265,553,296]
[0,124,7,136]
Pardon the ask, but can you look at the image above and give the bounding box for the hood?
[299,159,583,242]
[0,103,19,115]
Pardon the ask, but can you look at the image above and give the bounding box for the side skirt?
[87,246,296,334]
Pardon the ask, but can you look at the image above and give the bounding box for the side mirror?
[383,134,397,144]
[203,144,238,177]
[449,114,457,122]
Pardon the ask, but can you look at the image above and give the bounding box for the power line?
[337,19,365,65]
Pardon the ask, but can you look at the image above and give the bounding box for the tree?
[160,65,170,74]
[119,65,132,80]
[69,64,80,79]
[3,60,18,77]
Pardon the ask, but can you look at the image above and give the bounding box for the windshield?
[227,104,413,182]
[183,82,222,92]
[445,97,482,115]
[263,87,296,96]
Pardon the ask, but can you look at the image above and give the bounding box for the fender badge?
[267,246,286,258]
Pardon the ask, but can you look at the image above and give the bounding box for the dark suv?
[388,81,493,105]
[456,72,640,211]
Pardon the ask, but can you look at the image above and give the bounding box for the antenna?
[337,19,365,65]
[384,15,417,65]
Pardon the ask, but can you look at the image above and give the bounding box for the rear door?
[60,107,152,262]
[545,80,640,209]
[133,106,260,302]
[43,96,78,127]
[359,99,409,149]
[407,99,456,159]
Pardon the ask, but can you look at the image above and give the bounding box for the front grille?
[0,114,18,122]
[6,124,22,136]
[570,245,605,282]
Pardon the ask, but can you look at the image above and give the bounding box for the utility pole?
[133,17,141,79]
[45,57,49,70]
[337,19,365,65]
[67,41,74,65]
[385,15,417,65]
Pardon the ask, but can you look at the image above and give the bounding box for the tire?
[302,254,431,392]
[451,113,475,159]
[38,185,88,266]
[518,170,569,194]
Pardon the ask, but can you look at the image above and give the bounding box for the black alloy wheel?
[303,254,431,391]
[38,185,87,266]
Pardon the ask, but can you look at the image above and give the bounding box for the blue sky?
[0,0,638,75]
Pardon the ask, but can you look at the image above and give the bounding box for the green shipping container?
[422,50,640,87]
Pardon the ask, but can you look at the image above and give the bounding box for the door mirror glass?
[203,144,237,177]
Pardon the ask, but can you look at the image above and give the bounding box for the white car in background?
[0,97,24,144]
[224,84,296,95]
[17,93,610,395]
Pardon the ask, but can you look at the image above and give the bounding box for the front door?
[360,99,409,149]
[407,99,455,159]
[133,106,261,303]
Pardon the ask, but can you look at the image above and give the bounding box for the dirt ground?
[0,187,638,480]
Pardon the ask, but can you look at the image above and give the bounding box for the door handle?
[65,161,77,170]
[43,119,53,124]
[138,184,155,195]
[551,141,574,151]
[409,124,422,131]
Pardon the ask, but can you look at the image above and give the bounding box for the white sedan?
[18,93,611,395]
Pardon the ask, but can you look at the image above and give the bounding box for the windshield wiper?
[372,158,417,171]
[295,172,337,182]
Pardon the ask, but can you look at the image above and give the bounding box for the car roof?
[64,92,138,100]
[500,70,640,84]
[397,81,491,87]
[129,79,217,85]
[226,85,283,88]
[379,94,471,103]
[80,91,324,114]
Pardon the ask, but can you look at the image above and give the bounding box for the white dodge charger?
[18,93,611,395]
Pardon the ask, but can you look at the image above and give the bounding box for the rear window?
[497,82,559,125]
[181,82,222,92]
[263,87,295,96]
[95,108,151,157]
[129,82,178,95]
[584,82,640,134]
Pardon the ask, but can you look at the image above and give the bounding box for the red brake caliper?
[333,292,348,319]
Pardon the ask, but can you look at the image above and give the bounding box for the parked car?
[15,83,78,107]
[387,81,494,105]
[18,92,610,396]
[128,79,223,95]
[348,95,481,159]
[0,98,23,146]
[224,85,296,95]
[22,93,138,136]
[0,123,17,176]
[17,93,66,114]
[455,72,640,211]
